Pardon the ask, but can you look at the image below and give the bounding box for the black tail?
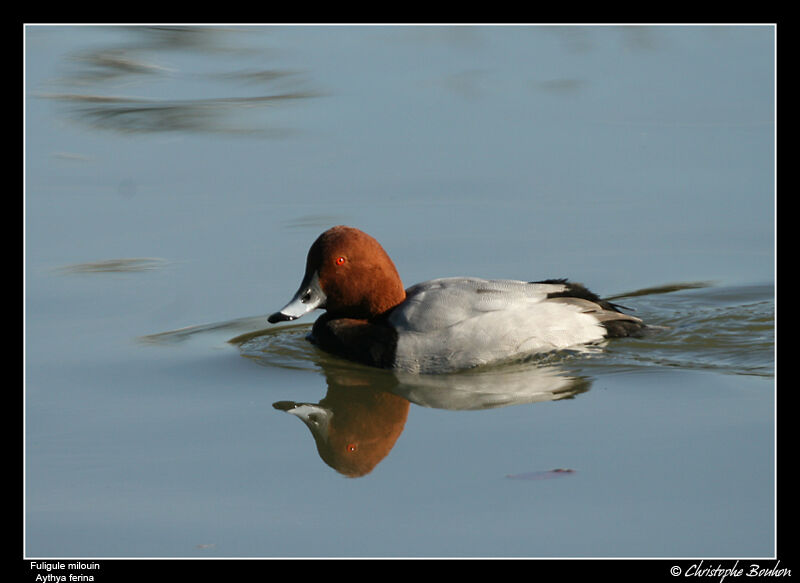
[533,278,647,338]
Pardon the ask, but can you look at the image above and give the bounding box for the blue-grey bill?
[268,271,326,323]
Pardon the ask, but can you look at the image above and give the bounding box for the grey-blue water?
[24,25,774,559]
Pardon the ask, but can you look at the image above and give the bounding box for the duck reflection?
[391,364,591,411]
[148,322,593,477]
[269,353,590,478]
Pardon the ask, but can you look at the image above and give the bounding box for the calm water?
[24,25,775,559]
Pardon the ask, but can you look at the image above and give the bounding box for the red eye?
[335,256,346,266]
[346,443,358,452]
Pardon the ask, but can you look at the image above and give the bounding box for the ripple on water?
[231,323,326,372]
[587,282,774,377]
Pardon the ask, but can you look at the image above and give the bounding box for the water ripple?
[588,282,774,377]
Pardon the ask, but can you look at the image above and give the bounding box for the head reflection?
[274,368,408,478]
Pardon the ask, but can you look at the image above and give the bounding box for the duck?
[268,225,645,374]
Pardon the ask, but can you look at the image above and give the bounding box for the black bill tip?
[268,312,296,324]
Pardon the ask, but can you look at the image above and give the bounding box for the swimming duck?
[268,226,644,373]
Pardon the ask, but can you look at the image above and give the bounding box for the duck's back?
[388,277,640,373]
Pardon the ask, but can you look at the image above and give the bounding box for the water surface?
[25,24,774,559]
